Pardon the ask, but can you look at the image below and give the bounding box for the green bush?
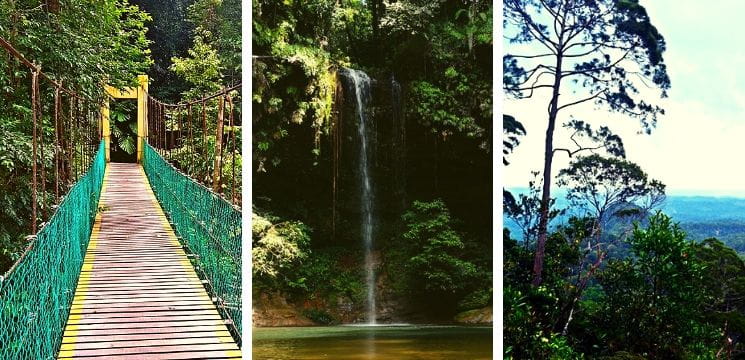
[302,308,338,325]
[401,199,477,295]
[252,210,311,287]
[253,217,365,305]
[296,248,365,304]
[457,288,492,312]
[504,286,583,359]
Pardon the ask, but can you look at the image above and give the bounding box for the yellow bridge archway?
[101,75,148,163]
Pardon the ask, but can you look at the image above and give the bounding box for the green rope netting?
[0,142,105,360]
[143,143,242,343]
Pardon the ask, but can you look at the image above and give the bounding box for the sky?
[503,1,745,197]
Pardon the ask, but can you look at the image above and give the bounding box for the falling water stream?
[252,70,495,359]
[344,68,376,324]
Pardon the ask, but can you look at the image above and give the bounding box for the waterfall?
[342,68,376,324]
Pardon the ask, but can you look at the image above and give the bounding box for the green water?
[252,325,493,359]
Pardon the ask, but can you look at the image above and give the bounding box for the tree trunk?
[532,52,563,286]
[46,0,60,14]
[559,251,606,335]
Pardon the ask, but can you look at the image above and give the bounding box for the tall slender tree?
[503,0,671,286]
[556,154,665,334]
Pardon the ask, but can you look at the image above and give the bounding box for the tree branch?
[505,0,560,51]
[564,45,601,58]
[553,144,604,158]
[564,41,633,53]
[514,64,556,85]
[511,83,556,94]
[561,49,632,78]
[507,53,556,59]
[558,89,606,111]
[537,0,562,40]
[564,6,614,45]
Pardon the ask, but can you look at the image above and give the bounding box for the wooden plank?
[73,314,223,325]
[70,300,214,310]
[60,335,236,350]
[79,282,206,289]
[70,319,227,331]
[69,305,220,316]
[62,330,232,344]
[61,352,240,360]
[58,163,240,359]
[58,342,239,358]
[64,325,231,337]
[79,271,195,277]
[75,286,207,294]
[68,309,220,320]
[72,296,211,305]
[81,254,188,259]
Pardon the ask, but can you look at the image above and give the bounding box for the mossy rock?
[454,306,492,325]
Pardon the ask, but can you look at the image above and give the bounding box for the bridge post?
[136,75,148,163]
[101,99,110,162]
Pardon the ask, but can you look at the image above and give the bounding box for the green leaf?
[119,136,135,154]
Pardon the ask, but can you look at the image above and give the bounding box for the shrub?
[302,308,338,325]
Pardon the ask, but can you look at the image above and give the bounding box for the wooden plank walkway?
[58,163,241,360]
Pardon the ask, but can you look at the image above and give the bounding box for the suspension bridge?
[0,37,242,359]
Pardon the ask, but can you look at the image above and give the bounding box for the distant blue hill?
[663,196,745,222]
[503,187,745,253]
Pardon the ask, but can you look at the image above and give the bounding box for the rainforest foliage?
[163,0,243,197]
[504,0,745,358]
[129,0,242,198]
[0,0,242,273]
[130,0,240,101]
[253,0,492,321]
[504,211,745,358]
[0,0,151,272]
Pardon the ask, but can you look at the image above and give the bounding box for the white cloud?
[505,92,745,195]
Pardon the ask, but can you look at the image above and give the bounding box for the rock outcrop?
[252,292,315,327]
[454,306,493,325]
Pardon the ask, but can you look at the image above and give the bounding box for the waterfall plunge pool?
[252,325,493,359]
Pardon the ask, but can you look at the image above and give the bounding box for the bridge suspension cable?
[146,84,242,207]
[0,36,103,236]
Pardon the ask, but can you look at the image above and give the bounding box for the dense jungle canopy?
[252,0,494,323]
[0,0,240,273]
